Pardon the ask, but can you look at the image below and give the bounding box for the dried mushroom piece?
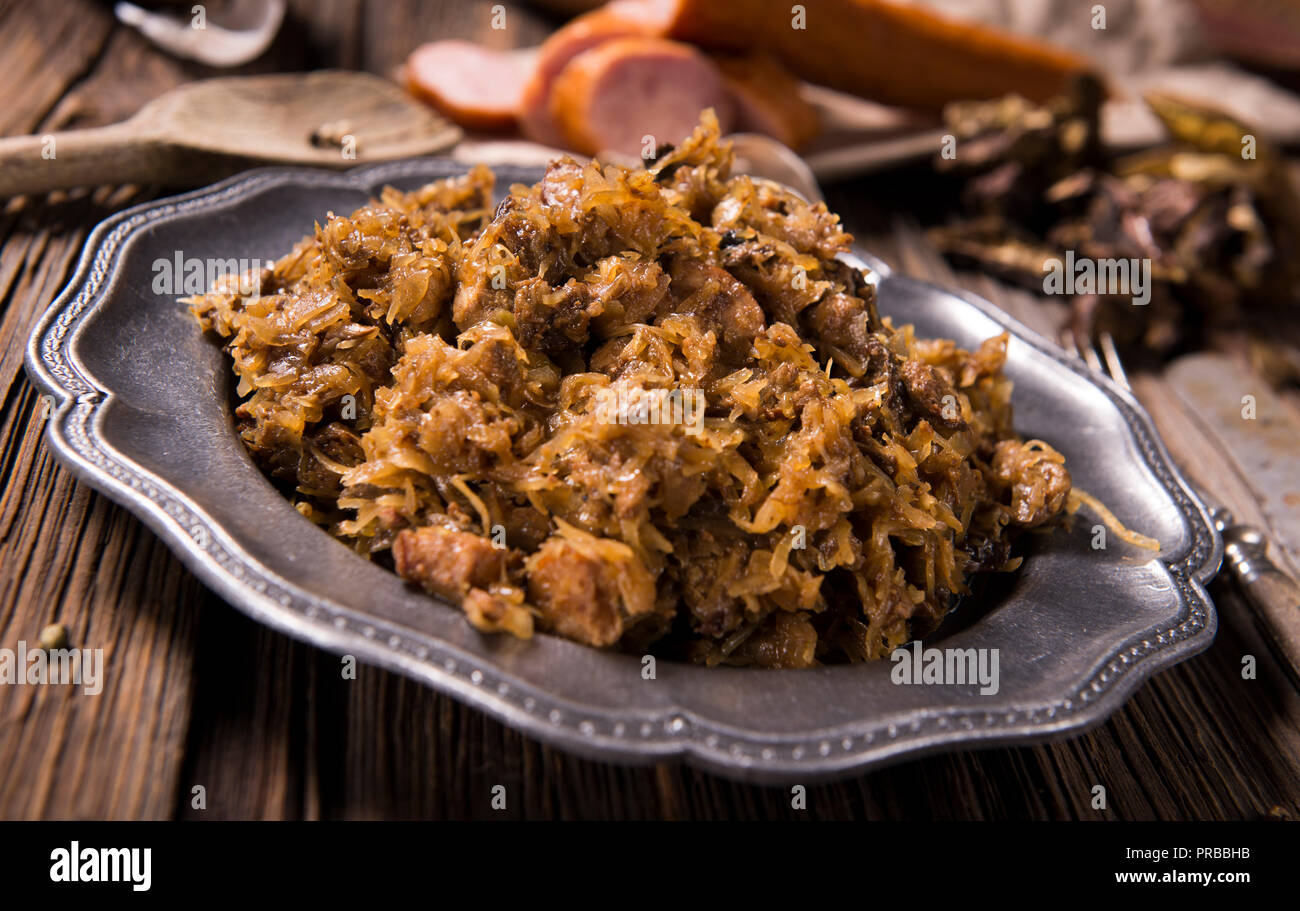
[930,80,1300,364]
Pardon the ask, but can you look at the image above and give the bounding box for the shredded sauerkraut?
[191,112,1097,668]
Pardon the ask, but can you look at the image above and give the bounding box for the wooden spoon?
[0,70,461,197]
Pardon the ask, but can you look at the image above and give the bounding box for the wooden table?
[2,0,1298,820]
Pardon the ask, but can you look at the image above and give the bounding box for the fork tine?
[1058,326,1080,359]
[1097,331,1130,390]
[1071,328,1104,374]
[1061,326,1132,391]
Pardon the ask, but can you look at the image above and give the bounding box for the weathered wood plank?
[0,5,197,819]
[0,0,114,136]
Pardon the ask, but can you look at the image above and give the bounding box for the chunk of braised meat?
[496,501,552,552]
[537,156,585,211]
[724,610,819,669]
[718,234,824,327]
[295,422,365,497]
[588,325,678,384]
[674,531,751,639]
[392,524,507,600]
[525,533,658,647]
[316,207,455,331]
[586,254,670,333]
[454,211,534,331]
[797,265,882,369]
[507,256,668,358]
[804,290,879,371]
[664,256,765,358]
[899,360,967,432]
[512,277,595,356]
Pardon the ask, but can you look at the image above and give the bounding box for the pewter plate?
[24,159,1221,782]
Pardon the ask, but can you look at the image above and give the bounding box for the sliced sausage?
[517,7,663,146]
[548,36,733,157]
[406,40,537,131]
[713,53,821,150]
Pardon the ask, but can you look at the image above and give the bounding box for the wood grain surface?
[1,0,1298,821]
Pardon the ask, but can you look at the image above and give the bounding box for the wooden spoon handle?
[0,123,176,197]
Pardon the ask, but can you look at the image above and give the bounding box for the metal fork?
[1067,329,1300,686]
